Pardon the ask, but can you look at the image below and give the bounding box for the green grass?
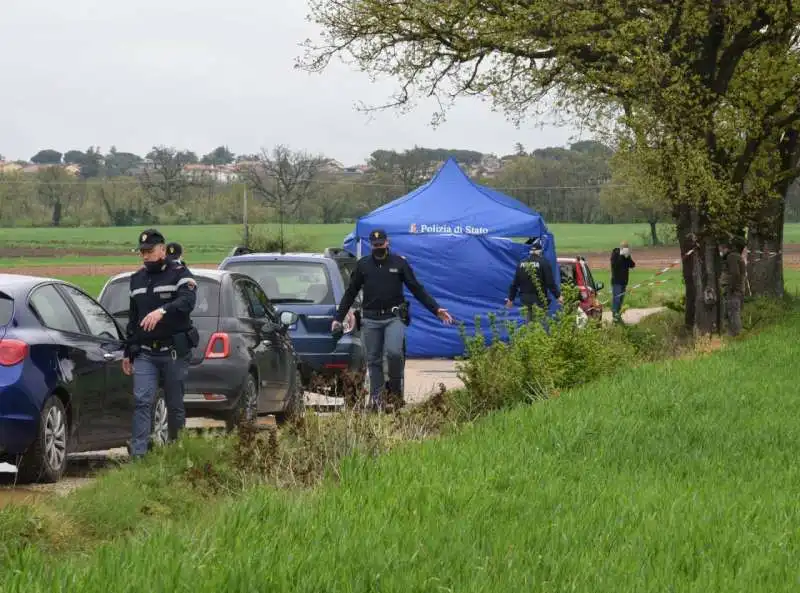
[52,269,800,309]
[0,222,709,268]
[1,222,798,273]
[2,313,800,591]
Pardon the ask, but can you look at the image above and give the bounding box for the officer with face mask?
[506,237,562,321]
[123,229,198,458]
[331,229,454,410]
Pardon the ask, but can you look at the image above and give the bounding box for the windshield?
[224,261,334,305]
[100,277,221,317]
[0,293,13,326]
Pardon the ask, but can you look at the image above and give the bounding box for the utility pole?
[242,184,249,246]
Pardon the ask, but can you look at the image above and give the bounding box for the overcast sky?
[1,0,581,165]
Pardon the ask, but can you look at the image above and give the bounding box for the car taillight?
[342,310,356,334]
[0,340,28,366]
[204,333,230,359]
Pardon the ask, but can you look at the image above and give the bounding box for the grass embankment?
[1,301,798,590]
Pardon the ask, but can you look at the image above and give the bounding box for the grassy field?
[2,312,799,591]
[4,221,791,267]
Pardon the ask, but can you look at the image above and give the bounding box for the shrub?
[242,225,312,253]
[454,285,636,421]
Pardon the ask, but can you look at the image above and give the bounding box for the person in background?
[610,241,636,323]
[166,242,185,265]
[506,237,562,321]
[719,239,746,337]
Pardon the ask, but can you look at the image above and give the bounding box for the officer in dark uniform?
[123,229,198,458]
[331,229,453,409]
[506,237,562,321]
[166,242,184,265]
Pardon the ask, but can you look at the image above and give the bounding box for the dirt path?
[563,244,800,270]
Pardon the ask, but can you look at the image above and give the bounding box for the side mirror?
[279,311,298,326]
[595,281,605,291]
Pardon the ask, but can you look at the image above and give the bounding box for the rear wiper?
[270,298,314,304]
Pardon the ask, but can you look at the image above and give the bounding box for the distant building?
[182,164,239,184]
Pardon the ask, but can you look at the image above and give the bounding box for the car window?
[581,262,597,290]
[29,284,82,334]
[559,263,577,286]
[223,261,334,305]
[338,261,354,286]
[243,281,277,321]
[232,280,251,318]
[61,285,120,340]
[100,277,221,318]
[0,293,12,326]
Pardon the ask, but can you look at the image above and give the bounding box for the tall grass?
[2,312,799,591]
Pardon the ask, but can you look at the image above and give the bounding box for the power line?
[0,177,630,190]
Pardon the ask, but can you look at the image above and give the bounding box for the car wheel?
[150,389,169,448]
[278,367,305,423]
[225,373,258,432]
[18,395,68,483]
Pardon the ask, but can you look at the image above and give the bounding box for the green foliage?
[455,285,636,421]
[242,225,312,253]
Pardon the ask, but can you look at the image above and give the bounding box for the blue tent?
[343,158,560,358]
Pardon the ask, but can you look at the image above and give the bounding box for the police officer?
[166,242,185,265]
[123,229,198,458]
[331,229,454,410]
[506,237,562,321]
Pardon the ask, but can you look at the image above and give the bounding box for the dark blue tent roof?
[355,158,548,239]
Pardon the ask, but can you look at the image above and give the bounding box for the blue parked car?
[0,274,167,483]
[219,248,365,392]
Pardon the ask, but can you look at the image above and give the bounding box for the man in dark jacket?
[124,229,198,458]
[720,239,746,336]
[332,229,453,410]
[610,241,636,323]
[506,238,562,321]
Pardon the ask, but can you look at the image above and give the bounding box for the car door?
[230,278,277,404]
[243,279,290,405]
[57,284,133,445]
[27,284,111,449]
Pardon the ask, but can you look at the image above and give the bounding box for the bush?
[454,285,636,421]
[242,225,312,253]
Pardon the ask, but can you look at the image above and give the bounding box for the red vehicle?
[557,256,604,320]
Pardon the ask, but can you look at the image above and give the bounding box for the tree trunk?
[676,204,720,334]
[51,200,62,227]
[746,128,797,298]
[746,196,784,298]
[649,219,660,245]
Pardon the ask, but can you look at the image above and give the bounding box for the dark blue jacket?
[124,261,197,357]
[335,252,440,321]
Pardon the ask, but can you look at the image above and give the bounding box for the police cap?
[138,228,165,250]
[369,229,388,246]
[166,242,183,261]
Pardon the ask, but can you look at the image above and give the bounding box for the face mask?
[621,248,630,257]
[144,260,164,273]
